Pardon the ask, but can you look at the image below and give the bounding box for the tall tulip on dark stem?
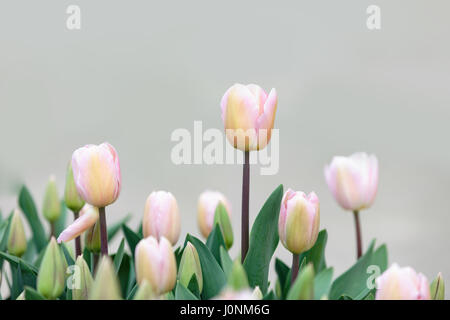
[241,151,250,262]
[57,143,121,258]
[220,83,278,263]
[324,153,379,260]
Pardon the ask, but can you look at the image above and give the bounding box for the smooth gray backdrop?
[1,1,449,295]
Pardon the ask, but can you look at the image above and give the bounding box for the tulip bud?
[133,280,156,300]
[278,189,320,255]
[64,162,85,212]
[197,191,232,244]
[37,237,66,299]
[228,260,249,291]
[375,263,431,300]
[430,272,445,300]
[72,256,93,300]
[57,204,99,243]
[7,209,27,257]
[89,257,122,300]
[221,83,278,151]
[252,286,263,300]
[84,219,101,253]
[178,242,203,293]
[324,152,378,211]
[287,263,315,300]
[42,175,62,223]
[213,203,233,249]
[142,191,180,245]
[135,236,177,295]
[71,142,121,208]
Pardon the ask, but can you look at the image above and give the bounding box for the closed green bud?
[7,209,27,257]
[287,263,314,300]
[89,257,122,300]
[133,280,155,300]
[430,272,445,300]
[43,175,62,223]
[214,203,233,249]
[228,259,249,291]
[85,220,101,253]
[64,163,85,212]
[72,256,93,300]
[178,242,203,293]
[37,237,66,299]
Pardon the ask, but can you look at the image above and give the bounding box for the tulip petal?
[57,206,99,243]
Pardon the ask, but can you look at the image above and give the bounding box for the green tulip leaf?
[314,267,333,299]
[175,281,199,300]
[18,186,47,252]
[298,229,328,274]
[243,184,283,294]
[53,201,68,237]
[122,224,142,258]
[206,224,226,264]
[113,239,126,274]
[24,286,46,300]
[329,240,388,300]
[219,247,233,277]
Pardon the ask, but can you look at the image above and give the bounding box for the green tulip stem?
[73,210,82,257]
[241,150,250,263]
[291,253,300,284]
[50,222,55,239]
[99,207,108,256]
[353,210,362,259]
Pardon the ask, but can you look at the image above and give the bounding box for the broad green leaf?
[126,283,138,300]
[24,286,46,300]
[11,263,36,299]
[298,229,328,274]
[61,243,75,266]
[186,234,226,299]
[108,214,132,241]
[263,290,276,300]
[329,240,387,300]
[0,251,38,274]
[206,224,226,264]
[117,253,134,298]
[219,247,233,277]
[187,274,201,298]
[275,258,290,299]
[18,186,47,252]
[175,281,199,300]
[113,239,126,274]
[122,225,142,258]
[243,184,283,294]
[314,267,333,299]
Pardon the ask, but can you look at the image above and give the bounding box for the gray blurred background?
[1,0,449,295]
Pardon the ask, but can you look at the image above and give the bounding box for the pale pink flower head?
[324,152,378,211]
[278,189,320,254]
[71,142,121,208]
[143,191,180,245]
[135,236,177,295]
[57,204,99,243]
[197,190,231,239]
[221,83,278,151]
[376,264,431,300]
